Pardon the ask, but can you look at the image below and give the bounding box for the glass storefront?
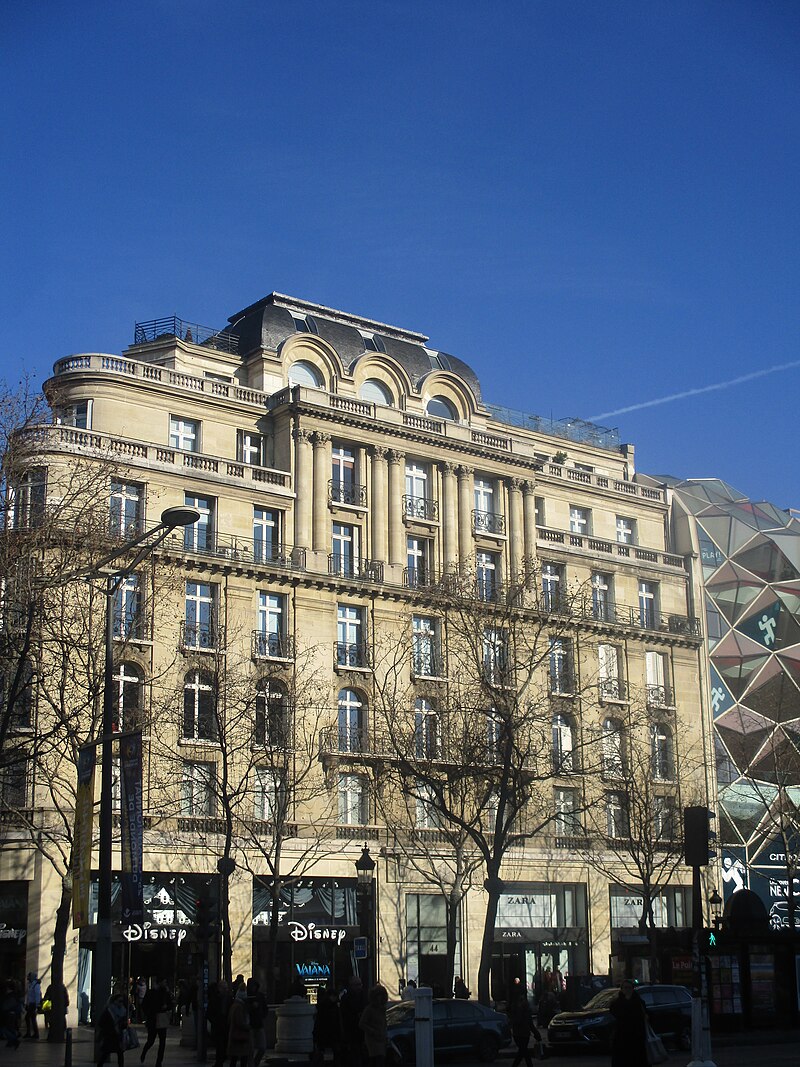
[0,881,28,984]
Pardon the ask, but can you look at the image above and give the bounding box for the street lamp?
[709,888,723,931]
[91,505,199,1022]
[355,844,376,988]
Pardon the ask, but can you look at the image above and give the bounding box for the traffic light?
[196,896,210,941]
[684,805,716,867]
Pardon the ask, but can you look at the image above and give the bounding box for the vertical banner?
[72,745,96,929]
[120,732,144,926]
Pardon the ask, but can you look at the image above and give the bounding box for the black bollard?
[63,1027,72,1067]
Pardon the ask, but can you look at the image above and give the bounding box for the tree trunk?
[477,870,502,1006]
[265,876,282,1003]
[47,875,72,1043]
[445,886,463,996]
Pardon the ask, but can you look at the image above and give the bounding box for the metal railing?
[599,678,627,702]
[411,649,445,678]
[180,621,225,652]
[328,480,368,507]
[403,495,439,521]
[319,726,370,755]
[646,684,675,708]
[334,642,371,669]
[251,631,294,660]
[472,509,506,535]
[171,531,306,571]
[328,556,384,582]
[134,316,239,354]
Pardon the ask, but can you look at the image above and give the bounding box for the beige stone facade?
[0,293,715,1013]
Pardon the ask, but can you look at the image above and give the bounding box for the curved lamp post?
[355,844,376,988]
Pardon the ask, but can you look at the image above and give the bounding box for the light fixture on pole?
[355,844,376,988]
[91,506,199,1023]
[709,888,723,931]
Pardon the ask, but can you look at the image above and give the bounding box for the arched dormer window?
[288,360,324,389]
[425,395,457,421]
[359,378,394,406]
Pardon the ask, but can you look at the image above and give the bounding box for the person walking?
[359,984,388,1067]
[208,980,231,1067]
[339,975,366,1067]
[313,982,343,1066]
[508,986,541,1067]
[453,975,470,1000]
[96,987,129,1067]
[141,978,173,1067]
[24,972,42,1039]
[246,977,268,1067]
[226,986,250,1067]
[0,979,22,1048]
[609,980,648,1067]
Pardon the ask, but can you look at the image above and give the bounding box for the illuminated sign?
[288,921,346,946]
[123,923,187,945]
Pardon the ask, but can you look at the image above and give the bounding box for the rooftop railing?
[134,316,240,354]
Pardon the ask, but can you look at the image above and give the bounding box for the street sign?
[354,936,368,959]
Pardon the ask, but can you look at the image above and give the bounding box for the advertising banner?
[72,745,96,929]
[120,731,144,925]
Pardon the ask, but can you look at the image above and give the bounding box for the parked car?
[547,983,692,1051]
[387,998,512,1063]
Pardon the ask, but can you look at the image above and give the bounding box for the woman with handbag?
[96,987,131,1067]
[141,978,173,1067]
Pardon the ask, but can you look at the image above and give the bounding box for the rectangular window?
[542,562,564,612]
[254,767,286,822]
[569,506,591,536]
[476,550,498,601]
[253,507,281,563]
[602,718,625,778]
[56,400,90,429]
[646,651,671,706]
[331,523,359,577]
[535,496,546,527]
[653,795,677,839]
[170,416,199,452]
[405,462,428,500]
[183,670,217,741]
[109,481,143,536]
[337,604,366,667]
[415,699,438,759]
[616,516,636,545]
[237,429,265,466]
[406,536,432,587]
[591,572,613,622]
[255,682,287,748]
[483,627,508,685]
[598,643,624,701]
[486,709,503,763]
[113,574,143,639]
[639,581,658,629]
[549,638,572,694]
[184,581,216,650]
[338,773,368,825]
[181,761,215,816]
[11,468,46,529]
[331,445,358,504]
[474,477,495,514]
[184,493,215,552]
[606,791,629,839]
[0,756,28,808]
[554,787,581,837]
[412,615,440,677]
[255,592,287,658]
[415,783,440,829]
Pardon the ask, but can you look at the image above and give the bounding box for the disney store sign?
[123,922,187,945]
[288,921,346,946]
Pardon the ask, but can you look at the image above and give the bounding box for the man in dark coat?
[609,980,648,1067]
[339,975,366,1067]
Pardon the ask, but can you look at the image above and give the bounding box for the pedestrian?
[43,981,69,1040]
[208,980,231,1067]
[508,986,541,1066]
[0,979,22,1048]
[609,979,648,1067]
[313,982,343,1066]
[24,972,42,1039]
[537,985,560,1030]
[135,977,147,1024]
[246,977,268,1067]
[96,987,129,1067]
[400,979,416,1002]
[227,986,250,1067]
[339,975,366,1067]
[141,977,173,1067]
[453,975,470,999]
[359,984,388,1067]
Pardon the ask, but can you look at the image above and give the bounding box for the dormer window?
[425,395,457,421]
[288,361,324,388]
[359,379,393,406]
[291,313,317,334]
[359,331,386,353]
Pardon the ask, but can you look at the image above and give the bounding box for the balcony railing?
[646,684,675,708]
[472,509,506,535]
[251,631,294,661]
[180,621,225,652]
[335,642,371,669]
[328,556,384,582]
[134,316,240,354]
[328,480,368,507]
[411,649,445,678]
[319,726,370,755]
[599,678,627,702]
[403,565,437,590]
[403,495,439,522]
[537,526,684,569]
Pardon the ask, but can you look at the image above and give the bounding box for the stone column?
[387,448,406,566]
[440,462,458,571]
[293,426,313,550]
[456,465,474,570]
[507,477,525,579]
[311,431,331,553]
[371,445,388,563]
[522,481,538,581]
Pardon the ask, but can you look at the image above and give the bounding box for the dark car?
[547,983,692,1051]
[387,998,512,1063]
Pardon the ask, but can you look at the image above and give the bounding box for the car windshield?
[387,1003,414,1023]
[583,989,620,1010]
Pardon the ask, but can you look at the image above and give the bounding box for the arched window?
[288,360,323,388]
[183,670,217,741]
[113,662,143,731]
[650,722,674,780]
[338,688,366,753]
[414,698,438,759]
[601,717,624,777]
[552,713,574,773]
[255,679,288,748]
[358,378,394,406]
[425,395,457,421]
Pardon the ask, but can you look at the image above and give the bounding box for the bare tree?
[370,564,597,1004]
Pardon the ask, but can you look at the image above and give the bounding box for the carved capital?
[310,431,331,447]
[387,448,406,464]
[439,460,457,477]
[522,480,537,496]
[292,427,313,444]
[455,464,473,479]
[507,477,525,493]
[372,445,388,461]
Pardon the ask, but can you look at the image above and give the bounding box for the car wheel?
[476,1033,500,1062]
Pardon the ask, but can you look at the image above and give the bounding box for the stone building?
[0,293,712,1012]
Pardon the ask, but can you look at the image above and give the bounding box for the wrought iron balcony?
[328,479,368,507]
[403,565,437,590]
[134,316,239,354]
[334,641,371,670]
[251,631,294,661]
[180,621,225,652]
[472,509,506,535]
[328,555,384,582]
[646,684,674,708]
[319,725,370,755]
[599,678,627,702]
[403,495,439,522]
[411,649,445,678]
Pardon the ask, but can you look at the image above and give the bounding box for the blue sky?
[3,1,799,508]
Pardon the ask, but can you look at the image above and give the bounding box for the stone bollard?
[274,996,315,1054]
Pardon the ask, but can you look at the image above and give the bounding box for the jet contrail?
[588,359,800,422]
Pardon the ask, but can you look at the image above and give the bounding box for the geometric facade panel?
[740,659,800,723]
[706,561,765,623]
[737,593,800,651]
[732,535,799,584]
